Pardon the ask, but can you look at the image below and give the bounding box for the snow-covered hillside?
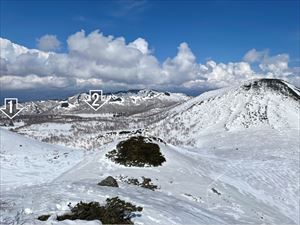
[150,79,300,145]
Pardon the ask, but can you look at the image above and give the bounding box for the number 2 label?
[92,93,100,107]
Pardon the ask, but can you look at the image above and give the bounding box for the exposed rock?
[98,176,118,187]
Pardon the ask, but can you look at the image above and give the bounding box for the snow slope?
[150,79,300,146]
[1,127,299,224]
[0,129,83,188]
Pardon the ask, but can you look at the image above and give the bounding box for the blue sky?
[0,0,299,101]
[1,0,299,65]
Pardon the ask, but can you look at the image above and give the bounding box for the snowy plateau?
[0,78,299,225]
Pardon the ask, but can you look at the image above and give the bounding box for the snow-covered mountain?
[18,89,190,117]
[150,78,300,146]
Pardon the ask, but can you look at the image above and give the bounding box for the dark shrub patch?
[56,197,142,224]
[119,130,131,135]
[106,136,166,167]
[9,120,14,127]
[111,97,122,102]
[149,136,166,144]
[211,187,221,195]
[140,177,158,190]
[37,214,51,221]
[125,177,158,191]
[243,79,300,101]
[133,129,142,135]
[61,102,69,107]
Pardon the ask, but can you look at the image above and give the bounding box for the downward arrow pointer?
[0,98,24,119]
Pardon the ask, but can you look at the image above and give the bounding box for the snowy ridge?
[150,79,300,146]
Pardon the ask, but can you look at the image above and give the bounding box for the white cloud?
[243,48,292,79]
[37,34,61,51]
[243,49,267,63]
[128,38,150,54]
[259,54,289,74]
[0,30,299,94]
[162,42,201,85]
[0,75,72,90]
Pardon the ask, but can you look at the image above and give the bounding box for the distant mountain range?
[10,89,190,117]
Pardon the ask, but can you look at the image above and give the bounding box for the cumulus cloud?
[259,54,289,74]
[0,75,72,90]
[163,42,200,85]
[243,49,268,63]
[0,30,299,95]
[243,49,293,80]
[128,38,150,54]
[37,34,61,51]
